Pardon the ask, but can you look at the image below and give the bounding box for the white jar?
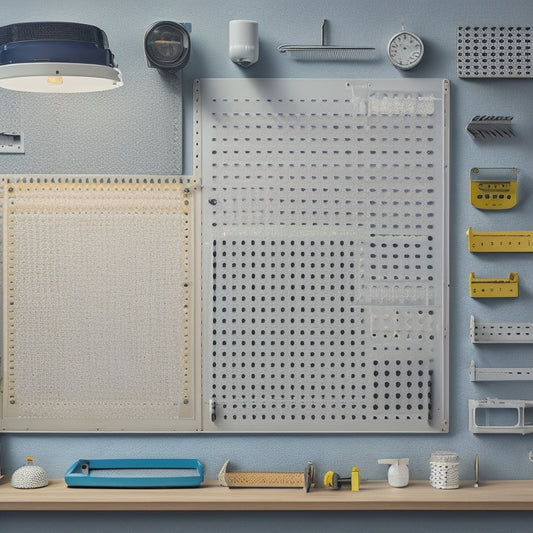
[429,451,459,489]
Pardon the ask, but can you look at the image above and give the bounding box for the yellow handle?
[351,467,360,492]
[323,470,335,488]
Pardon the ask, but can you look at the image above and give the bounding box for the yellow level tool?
[469,272,518,298]
[467,227,533,252]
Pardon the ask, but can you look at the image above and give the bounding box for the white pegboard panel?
[2,175,198,432]
[197,78,449,432]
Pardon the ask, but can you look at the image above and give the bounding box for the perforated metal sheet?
[197,78,449,432]
[2,176,197,432]
[457,26,533,78]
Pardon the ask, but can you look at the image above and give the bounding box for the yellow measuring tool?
[470,168,517,210]
[467,227,533,252]
[469,272,518,298]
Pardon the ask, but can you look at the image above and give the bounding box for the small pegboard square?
[457,26,533,78]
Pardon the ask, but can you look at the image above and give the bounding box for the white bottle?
[377,458,409,487]
[229,20,259,67]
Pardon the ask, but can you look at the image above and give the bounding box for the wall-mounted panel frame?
[1,175,199,432]
[196,78,449,432]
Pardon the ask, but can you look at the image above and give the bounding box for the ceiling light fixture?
[0,21,123,93]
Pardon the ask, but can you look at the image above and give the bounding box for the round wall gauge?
[387,30,424,70]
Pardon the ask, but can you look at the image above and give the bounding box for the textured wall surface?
[2,0,533,531]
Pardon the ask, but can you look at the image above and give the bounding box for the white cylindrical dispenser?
[378,458,409,487]
[229,20,259,67]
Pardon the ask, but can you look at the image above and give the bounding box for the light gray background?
[2,0,533,531]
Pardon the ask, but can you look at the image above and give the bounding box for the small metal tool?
[466,116,514,140]
[474,454,480,488]
[218,459,316,492]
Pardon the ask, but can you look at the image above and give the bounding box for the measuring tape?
[467,227,533,252]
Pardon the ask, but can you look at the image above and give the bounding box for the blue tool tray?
[64,458,204,488]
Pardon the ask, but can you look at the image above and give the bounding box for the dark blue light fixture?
[0,22,123,92]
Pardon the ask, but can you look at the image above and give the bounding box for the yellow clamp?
[323,467,359,491]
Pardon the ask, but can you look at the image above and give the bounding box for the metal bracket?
[470,167,517,210]
[469,361,533,381]
[0,131,24,153]
[469,398,533,434]
[469,272,518,298]
[470,315,533,343]
[467,227,533,252]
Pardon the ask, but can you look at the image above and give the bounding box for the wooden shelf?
[1,479,533,511]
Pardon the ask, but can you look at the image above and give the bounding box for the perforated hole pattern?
[198,78,449,432]
[457,26,533,78]
[4,177,194,430]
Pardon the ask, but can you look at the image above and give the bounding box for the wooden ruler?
[218,460,315,491]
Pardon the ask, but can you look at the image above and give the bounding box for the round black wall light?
[144,21,190,70]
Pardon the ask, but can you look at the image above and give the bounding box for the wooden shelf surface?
[1,479,533,511]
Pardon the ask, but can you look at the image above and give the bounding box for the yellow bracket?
[469,272,519,298]
[470,167,517,210]
[467,227,533,252]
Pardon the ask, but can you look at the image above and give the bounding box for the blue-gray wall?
[2,0,533,530]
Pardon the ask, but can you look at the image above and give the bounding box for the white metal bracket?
[469,361,533,381]
[470,315,533,343]
[0,131,24,153]
[469,398,533,434]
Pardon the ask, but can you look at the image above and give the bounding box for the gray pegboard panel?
[196,78,449,432]
[457,26,533,78]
